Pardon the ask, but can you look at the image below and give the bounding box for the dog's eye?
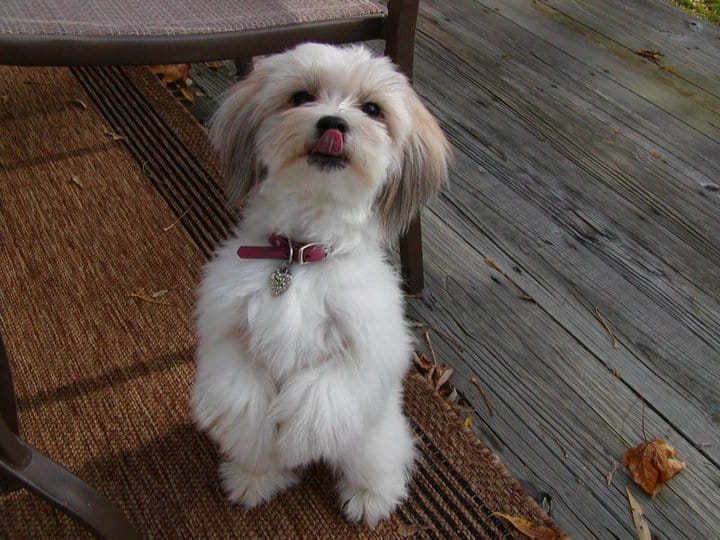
[361,102,382,118]
[290,91,315,106]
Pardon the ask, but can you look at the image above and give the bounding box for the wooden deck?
[185,0,720,536]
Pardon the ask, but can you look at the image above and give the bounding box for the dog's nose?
[316,116,348,134]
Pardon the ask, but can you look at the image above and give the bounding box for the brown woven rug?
[0,65,562,539]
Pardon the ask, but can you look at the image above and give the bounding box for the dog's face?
[211,43,449,239]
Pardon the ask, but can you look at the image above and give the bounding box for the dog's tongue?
[313,129,344,156]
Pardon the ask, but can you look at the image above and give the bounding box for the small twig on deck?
[424,330,438,366]
[592,307,618,349]
[484,257,536,303]
[620,395,641,435]
[641,400,648,443]
[539,423,568,459]
[470,377,494,417]
[408,318,466,355]
[70,97,88,110]
[163,207,191,231]
[141,159,163,185]
[606,460,620,486]
[128,292,172,306]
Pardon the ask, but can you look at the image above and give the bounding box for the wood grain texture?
[186,0,720,535]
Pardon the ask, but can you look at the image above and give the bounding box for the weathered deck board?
[410,211,719,537]
[186,0,720,536]
[540,0,720,95]
[492,0,720,144]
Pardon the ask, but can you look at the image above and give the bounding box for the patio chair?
[0,1,424,537]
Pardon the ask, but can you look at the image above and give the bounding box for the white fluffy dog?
[190,43,449,527]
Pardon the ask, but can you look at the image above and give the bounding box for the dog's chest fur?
[200,235,403,383]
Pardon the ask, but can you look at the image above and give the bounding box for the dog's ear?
[377,94,450,241]
[209,65,268,207]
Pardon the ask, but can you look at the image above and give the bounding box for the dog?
[190,42,449,528]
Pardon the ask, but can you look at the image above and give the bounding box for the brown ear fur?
[208,67,267,207]
[377,96,450,240]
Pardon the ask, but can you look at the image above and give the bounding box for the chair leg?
[0,337,137,538]
[384,0,425,294]
[399,216,425,294]
[0,336,20,493]
[0,335,18,435]
[233,57,254,78]
[0,417,138,539]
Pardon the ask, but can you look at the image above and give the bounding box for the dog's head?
[210,43,449,240]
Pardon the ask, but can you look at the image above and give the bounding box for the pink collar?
[237,234,329,264]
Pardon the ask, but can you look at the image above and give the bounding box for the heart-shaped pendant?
[269,264,293,296]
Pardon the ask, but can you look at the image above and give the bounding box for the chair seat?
[0,0,385,37]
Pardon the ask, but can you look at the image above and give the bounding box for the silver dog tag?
[270,264,293,296]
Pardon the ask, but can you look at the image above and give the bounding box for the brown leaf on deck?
[150,64,191,85]
[432,364,454,391]
[104,129,126,141]
[179,86,196,104]
[622,439,686,497]
[625,488,651,540]
[397,523,429,537]
[204,60,225,70]
[660,65,674,73]
[413,352,434,371]
[463,416,473,428]
[491,512,563,539]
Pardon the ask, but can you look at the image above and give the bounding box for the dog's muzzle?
[309,116,347,169]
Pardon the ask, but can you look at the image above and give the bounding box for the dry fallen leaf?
[625,488,651,540]
[622,439,686,497]
[204,60,225,70]
[179,86,196,104]
[397,523,429,537]
[104,129,126,141]
[69,175,83,187]
[150,64,191,84]
[492,512,561,540]
[413,352,434,371]
[432,364,454,391]
[463,416,473,428]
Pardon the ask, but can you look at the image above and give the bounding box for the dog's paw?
[340,485,404,529]
[219,461,298,509]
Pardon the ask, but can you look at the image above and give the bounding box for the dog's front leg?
[270,365,377,469]
[271,366,414,527]
[334,396,415,528]
[190,338,299,508]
